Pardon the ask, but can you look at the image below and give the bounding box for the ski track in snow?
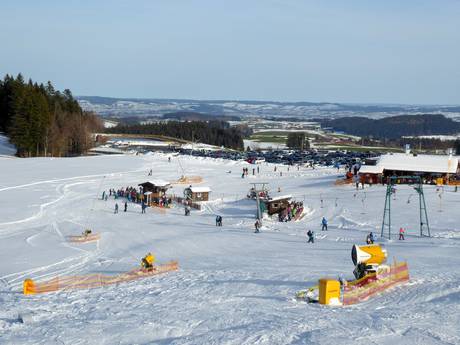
[0,153,459,344]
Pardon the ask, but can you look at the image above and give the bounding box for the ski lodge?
[359,153,460,185]
[184,186,211,202]
[264,195,292,215]
[139,180,171,204]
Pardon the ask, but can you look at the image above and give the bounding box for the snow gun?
[296,244,409,306]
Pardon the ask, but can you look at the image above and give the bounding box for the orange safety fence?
[66,233,101,243]
[173,176,203,184]
[23,261,179,295]
[335,178,353,186]
[342,261,409,305]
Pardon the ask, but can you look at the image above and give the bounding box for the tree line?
[0,74,101,157]
[320,114,460,140]
[109,120,244,150]
[286,132,310,150]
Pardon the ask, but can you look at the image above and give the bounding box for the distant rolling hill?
[77,96,460,120]
[320,114,460,139]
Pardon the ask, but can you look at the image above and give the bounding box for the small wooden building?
[184,186,211,202]
[139,180,171,204]
[264,195,292,215]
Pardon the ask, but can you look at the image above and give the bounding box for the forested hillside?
[320,114,460,139]
[110,121,244,150]
[0,74,101,157]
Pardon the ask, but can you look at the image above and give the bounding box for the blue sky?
[1,0,459,104]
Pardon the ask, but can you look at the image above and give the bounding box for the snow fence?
[23,261,179,295]
[342,261,409,305]
[66,233,101,243]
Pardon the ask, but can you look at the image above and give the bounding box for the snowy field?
[1,153,460,344]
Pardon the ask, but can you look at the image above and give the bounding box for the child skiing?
[254,219,261,233]
[307,230,314,243]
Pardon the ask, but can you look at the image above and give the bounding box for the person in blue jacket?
[321,217,328,231]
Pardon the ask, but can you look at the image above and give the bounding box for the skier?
[82,229,92,237]
[141,252,154,270]
[321,217,328,231]
[399,227,405,240]
[366,234,371,244]
[141,201,146,213]
[104,194,108,201]
[257,166,260,174]
[185,205,191,216]
[124,201,127,212]
[307,230,314,243]
[102,191,105,200]
[369,232,375,244]
[366,232,373,244]
[114,203,119,214]
[254,219,261,233]
[148,169,152,176]
[168,157,171,163]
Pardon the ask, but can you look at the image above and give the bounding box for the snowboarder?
[114,203,119,214]
[254,219,261,233]
[124,201,127,212]
[399,227,405,240]
[321,217,328,231]
[141,252,154,270]
[307,230,314,243]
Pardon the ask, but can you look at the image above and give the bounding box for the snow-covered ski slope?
[1,153,459,345]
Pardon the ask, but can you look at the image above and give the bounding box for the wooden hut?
[264,195,292,215]
[184,186,211,202]
[139,180,171,205]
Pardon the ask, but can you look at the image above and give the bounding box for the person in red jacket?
[399,227,405,240]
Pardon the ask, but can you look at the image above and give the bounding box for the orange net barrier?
[66,233,101,243]
[342,261,409,305]
[335,178,353,186]
[23,261,178,295]
[173,176,203,184]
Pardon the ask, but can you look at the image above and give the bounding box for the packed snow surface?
[1,153,460,344]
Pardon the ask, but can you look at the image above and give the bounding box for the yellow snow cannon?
[351,244,387,279]
[318,279,341,305]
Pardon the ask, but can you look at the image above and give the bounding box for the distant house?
[184,186,211,202]
[359,153,459,184]
[264,195,292,215]
[139,180,171,204]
